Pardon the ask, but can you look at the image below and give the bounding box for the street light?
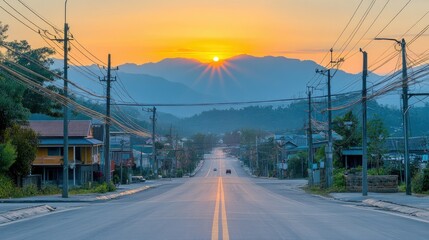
[374,37,411,195]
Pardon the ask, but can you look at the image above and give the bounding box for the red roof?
[29,120,92,137]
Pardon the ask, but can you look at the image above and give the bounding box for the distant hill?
[53,56,429,119]
[119,55,377,102]
[176,95,405,135]
[52,61,216,116]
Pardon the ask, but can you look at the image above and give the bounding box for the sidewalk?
[330,192,429,220]
[0,179,169,225]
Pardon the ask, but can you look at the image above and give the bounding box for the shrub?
[41,185,61,195]
[413,169,429,193]
[423,169,429,192]
[107,182,116,192]
[21,184,38,196]
[412,172,424,193]
[332,168,346,191]
[0,174,15,198]
[94,183,108,193]
[368,168,387,175]
[176,169,183,178]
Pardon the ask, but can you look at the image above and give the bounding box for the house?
[110,132,134,167]
[29,120,103,186]
[340,136,429,169]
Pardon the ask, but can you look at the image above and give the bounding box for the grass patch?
[302,185,347,198]
[69,182,116,195]
[0,174,116,198]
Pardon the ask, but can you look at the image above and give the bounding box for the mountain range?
[55,55,401,117]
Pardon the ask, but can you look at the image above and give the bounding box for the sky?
[1,0,428,74]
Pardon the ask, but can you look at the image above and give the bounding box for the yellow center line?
[211,177,221,240]
[211,177,230,240]
[220,177,230,240]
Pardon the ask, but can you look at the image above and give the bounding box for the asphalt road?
[0,147,428,240]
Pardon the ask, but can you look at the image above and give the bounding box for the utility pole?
[307,86,314,186]
[256,136,259,173]
[401,39,411,196]
[316,49,342,188]
[151,107,157,176]
[100,54,117,183]
[374,38,410,195]
[361,49,368,196]
[140,147,143,176]
[58,0,72,198]
[315,67,332,187]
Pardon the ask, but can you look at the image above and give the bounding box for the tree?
[367,116,388,172]
[258,137,277,177]
[287,151,308,178]
[0,22,62,121]
[0,75,29,137]
[4,39,62,117]
[332,111,361,168]
[0,141,16,173]
[4,124,38,185]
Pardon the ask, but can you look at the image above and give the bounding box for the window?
[47,147,63,156]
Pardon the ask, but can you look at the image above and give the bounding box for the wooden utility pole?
[361,49,368,196]
[374,38,410,195]
[307,86,314,186]
[151,107,157,176]
[316,49,342,188]
[60,0,71,198]
[101,54,116,183]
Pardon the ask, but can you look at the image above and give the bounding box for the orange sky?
[1,0,428,74]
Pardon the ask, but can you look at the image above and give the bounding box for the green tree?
[314,146,325,163]
[0,22,61,123]
[287,151,308,178]
[367,116,388,172]
[5,124,38,185]
[258,137,277,177]
[0,75,29,137]
[4,39,62,117]
[332,111,361,167]
[0,141,16,172]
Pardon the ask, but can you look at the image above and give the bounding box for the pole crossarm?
[408,93,429,97]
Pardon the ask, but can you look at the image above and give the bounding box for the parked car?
[226,169,231,174]
[213,168,217,171]
[131,176,146,183]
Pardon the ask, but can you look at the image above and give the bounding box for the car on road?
[213,168,217,171]
[225,169,231,174]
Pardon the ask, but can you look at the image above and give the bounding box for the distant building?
[110,132,134,167]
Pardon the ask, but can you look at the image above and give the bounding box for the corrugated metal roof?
[39,138,103,146]
[342,149,363,156]
[29,120,92,137]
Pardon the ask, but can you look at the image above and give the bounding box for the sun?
[213,56,219,62]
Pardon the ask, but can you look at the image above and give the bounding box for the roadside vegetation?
[0,174,117,198]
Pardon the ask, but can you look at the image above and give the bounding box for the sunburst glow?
[213,56,219,62]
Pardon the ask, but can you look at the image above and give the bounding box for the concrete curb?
[363,199,429,219]
[190,160,204,177]
[0,184,157,203]
[0,205,55,224]
[0,185,157,224]
[95,186,152,201]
